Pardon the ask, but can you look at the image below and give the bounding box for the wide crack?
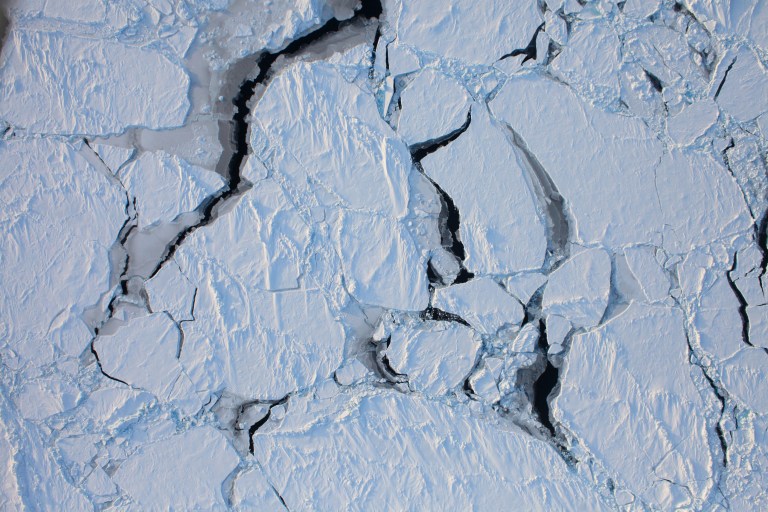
[89,0,384,388]
[410,111,474,285]
[499,23,545,64]
[531,319,558,435]
[726,252,753,348]
[497,122,571,273]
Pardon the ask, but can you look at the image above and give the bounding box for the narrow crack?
[0,6,8,57]
[270,484,290,511]
[374,336,409,386]
[176,286,198,359]
[89,345,130,387]
[671,288,731,487]
[714,57,736,100]
[368,26,382,81]
[758,210,768,283]
[685,329,729,469]
[726,252,753,348]
[702,370,729,468]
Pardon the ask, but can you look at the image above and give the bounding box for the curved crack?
[411,110,474,285]
[498,122,571,273]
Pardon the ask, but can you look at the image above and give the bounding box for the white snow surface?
[433,277,524,335]
[396,69,471,147]
[421,107,548,275]
[554,303,715,510]
[252,391,611,510]
[1,0,768,510]
[384,321,480,395]
[118,151,224,229]
[0,30,190,135]
[543,247,611,330]
[112,427,239,510]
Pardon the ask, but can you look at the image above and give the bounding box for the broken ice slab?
[335,210,430,310]
[199,0,339,69]
[654,150,751,253]
[545,314,572,348]
[421,107,547,275]
[0,139,125,367]
[0,394,92,510]
[145,261,196,323]
[747,305,768,349]
[388,0,541,66]
[467,359,501,403]
[93,313,202,414]
[90,143,134,174]
[502,272,547,305]
[77,386,155,432]
[696,274,750,361]
[491,73,751,253]
[624,24,710,96]
[251,60,412,218]
[178,284,345,401]
[715,47,768,123]
[230,467,287,511]
[252,391,611,510]
[549,19,621,105]
[621,0,662,18]
[667,99,719,146]
[544,10,567,46]
[0,30,190,135]
[623,246,673,304]
[384,321,480,395]
[722,411,768,509]
[118,151,224,230]
[396,69,470,148]
[13,375,80,421]
[508,323,540,354]
[554,303,714,509]
[175,178,309,293]
[432,277,524,335]
[719,348,768,415]
[542,247,611,330]
[112,427,238,510]
[694,272,768,413]
[169,177,346,400]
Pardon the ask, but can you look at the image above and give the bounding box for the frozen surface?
[421,107,548,275]
[388,0,541,66]
[433,277,524,335]
[93,313,201,413]
[554,304,714,509]
[118,151,224,229]
[543,247,611,329]
[112,427,239,510]
[396,69,471,147]
[252,391,610,510]
[2,0,768,510]
[0,31,190,135]
[384,321,480,395]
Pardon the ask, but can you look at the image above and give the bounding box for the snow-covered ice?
[2,0,767,509]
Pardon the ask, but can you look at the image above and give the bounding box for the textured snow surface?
[1,0,768,510]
